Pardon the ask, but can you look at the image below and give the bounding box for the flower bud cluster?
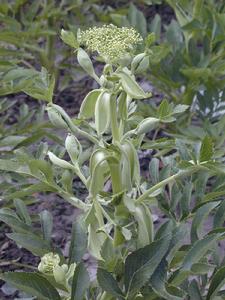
[78,24,142,63]
[38,252,76,288]
[38,252,60,274]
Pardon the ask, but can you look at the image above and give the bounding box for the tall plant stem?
[110,95,120,143]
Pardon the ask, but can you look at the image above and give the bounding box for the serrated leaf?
[0,272,60,300]
[191,202,219,242]
[124,234,171,298]
[71,262,90,300]
[200,136,213,162]
[14,199,31,226]
[69,218,87,264]
[182,233,221,271]
[207,266,225,300]
[0,208,31,234]
[7,232,52,256]
[97,268,124,299]
[39,210,53,243]
[150,259,183,300]
[188,280,203,300]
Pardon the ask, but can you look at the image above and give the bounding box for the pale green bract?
[78,24,143,63]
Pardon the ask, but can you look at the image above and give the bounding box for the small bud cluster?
[38,252,76,288]
[38,252,60,273]
[78,24,142,63]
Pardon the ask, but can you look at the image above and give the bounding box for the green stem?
[110,95,120,143]
[73,165,87,186]
[109,162,123,194]
[136,167,201,205]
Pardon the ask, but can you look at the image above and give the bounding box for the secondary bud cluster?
[38,252,60,274]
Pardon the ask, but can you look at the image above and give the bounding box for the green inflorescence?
[78,24,143,63]
[38,252,60,274]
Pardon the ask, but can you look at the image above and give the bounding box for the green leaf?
[71,262,90,300]
[0,208,31,234]
[149,158,159,184]
[128,3,147,37]
[158,99,173,120]
[207,266,225,300]
[14,199,31,226]
[150,14,161,41]
[39,210,53,243]
[69,218,87,264]
[134,203,154,247]
[97,268,124,299]
[0,272,61,300]
[173,104,189,114]
[191,263,216,275]
[124,234,171,298]
[61,29,79,48]
[188,280,203,300]
[182,233,221,271]
[200,136,213,162]
[191,202,219,242]
[150,259,183,300]
[7,232,52,256]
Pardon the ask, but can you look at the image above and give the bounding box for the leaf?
[69,218,87,264]
[214,200,225,228]
[39,210,53,243]
[188,280,203,300]
[182,233,221,271]
[207,266,225,300]
[191,202,219,242]
[180,181,193,216]
[61,29,79,48]
[134,204,154,247]
[149,158,159,184]
[173,104,189,114]
[117,69,150,99]
[128,3,147,37]
[124,234,171,298]
[97,268,124,299]
[79,89,101,119]
[0,272,61,300]
[200,136,213,162]
[71,262,90,300]
[158,99,173,120]
[150,259,183,300]
[7,232,52,256]
[14,199,31,226]
[0,208,31,234]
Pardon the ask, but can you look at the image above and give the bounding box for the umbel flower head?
[78,24,143,63]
